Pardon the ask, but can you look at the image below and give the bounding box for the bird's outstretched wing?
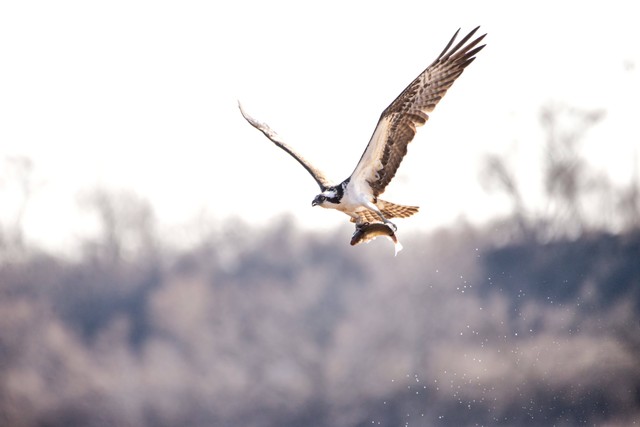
[350,27,486,197]
[239,102,332,190]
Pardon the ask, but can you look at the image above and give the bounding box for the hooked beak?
[311,196,321,207]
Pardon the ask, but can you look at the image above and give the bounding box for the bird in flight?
[240,27,486,253]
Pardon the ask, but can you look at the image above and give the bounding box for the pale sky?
[1,1,638,252]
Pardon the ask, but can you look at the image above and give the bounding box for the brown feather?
[353,27,486,197]
[238,102,333,190]
[350,199,419,224]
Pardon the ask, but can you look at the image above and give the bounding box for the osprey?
[240,27,486,251]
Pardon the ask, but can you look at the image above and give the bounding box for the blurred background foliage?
[1,104,639,426]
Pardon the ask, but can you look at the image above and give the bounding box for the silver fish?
[350,222,403,255]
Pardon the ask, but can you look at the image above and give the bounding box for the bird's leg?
[364,201,398,231]
[381,217,397,231]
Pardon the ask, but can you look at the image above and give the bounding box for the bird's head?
[312,188,338,207]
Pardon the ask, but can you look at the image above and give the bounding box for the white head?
[311,188,338,207]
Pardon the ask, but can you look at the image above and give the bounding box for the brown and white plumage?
[240,27,486,249]
[238,103,333,190]
[350,27,486,198]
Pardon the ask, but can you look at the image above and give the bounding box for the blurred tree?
[0,213,639,426]
[540,104,606,237]
[481,103,617,242]
[480,150,531,240]
[78,188,158,265]
[0,156,42,260]
[617,152,640,231]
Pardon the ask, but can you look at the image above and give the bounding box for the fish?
[350,222,403,256]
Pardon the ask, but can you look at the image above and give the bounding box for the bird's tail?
[352,200,419,223]
[378,199,419,219]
